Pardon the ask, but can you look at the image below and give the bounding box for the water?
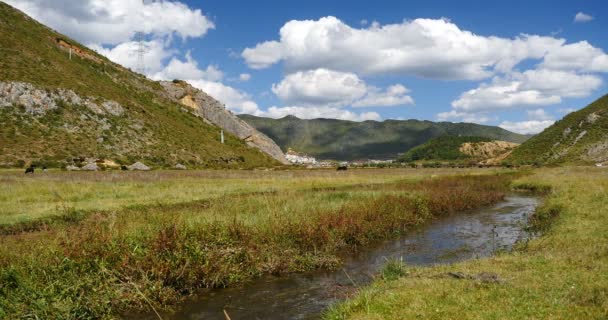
[157,196,538,320]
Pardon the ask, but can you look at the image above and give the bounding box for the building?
[285,148,317,165]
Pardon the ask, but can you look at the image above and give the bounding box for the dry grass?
[326,167,608,320]
[0,168,514,318]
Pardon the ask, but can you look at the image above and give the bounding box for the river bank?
[0,169,514,319]
[327,167,608,319]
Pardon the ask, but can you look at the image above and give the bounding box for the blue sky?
[6,0,608,134]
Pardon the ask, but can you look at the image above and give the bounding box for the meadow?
[0,168,516,318]
[326,167,608,319]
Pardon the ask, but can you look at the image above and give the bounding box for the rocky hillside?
[239,115,529,160]
[160,81,287,164]
[508,94,608,165]
[460,141,519,165]
[0,2,283,168]
[398,136,517,164]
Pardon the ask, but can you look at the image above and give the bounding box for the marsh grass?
[325,167,608,320]
[0,169,514,318]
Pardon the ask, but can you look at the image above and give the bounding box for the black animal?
[25,166,35,174]
[336,166,348,171]
[121,165,128,171]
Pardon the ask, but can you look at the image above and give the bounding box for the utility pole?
[221,130,225,144]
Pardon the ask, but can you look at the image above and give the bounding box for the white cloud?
[541,41,608,72]
[239,73,252,82]
[451,69,603,112]
[574,12,594,23]
[499,120,554,134]
[5,0,214,45]
[242,16,566,80]
[242,41,284,70]
[352,84,414,107]
[264,106,381,121]
[526,109,553,121]
[272,69,414,109]
[151,53,223,82]
[272,69,367,107]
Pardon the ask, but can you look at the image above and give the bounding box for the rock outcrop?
[160,80,288,164]
[0,82,124,116]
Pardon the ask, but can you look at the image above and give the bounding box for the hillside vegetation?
[239,115,529,161]
[0,2,276,169]
[509,94,608,165]
[400,136,492,162]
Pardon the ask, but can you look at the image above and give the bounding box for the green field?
[0,168,606,319]
[327,167,608,319]
[0,168,513,318]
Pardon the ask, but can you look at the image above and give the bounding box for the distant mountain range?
[239,115,530,161]
[508,94,608,165]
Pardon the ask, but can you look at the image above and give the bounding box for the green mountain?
[0,2,280,169]
[399,136,492,162]
[508,94,608,165]
[238,115,529,160]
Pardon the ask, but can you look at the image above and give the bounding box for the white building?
[285,148,317,165]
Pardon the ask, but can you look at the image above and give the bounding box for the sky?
[4,0,608,134]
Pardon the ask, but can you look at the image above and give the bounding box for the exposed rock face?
[0,82,124,116]
[160,81,288,164]
[460,141,520,165]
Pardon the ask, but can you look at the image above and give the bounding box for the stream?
[156,195,538,320]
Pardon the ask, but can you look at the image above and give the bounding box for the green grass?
[325,167,608,319]
[0,168,515,319]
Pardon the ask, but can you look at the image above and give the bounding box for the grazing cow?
[337,166,348,171]
[25,166,35,174]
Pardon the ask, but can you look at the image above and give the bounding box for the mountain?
[238,115,529,160]
[0,2,285,169]
[399,136,519,165]
[508,94,608,165]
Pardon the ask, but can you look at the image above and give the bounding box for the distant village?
[284,148,395,168]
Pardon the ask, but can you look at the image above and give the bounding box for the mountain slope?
[508,94,608,165]
[239,115,529,160]
[399,136,518,164]
[0,2,281,168]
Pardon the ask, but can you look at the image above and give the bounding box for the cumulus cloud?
[5,0,214,45]
[526,108,553,121]
[272,69,367,107]
[242,16,566,80]
[272,69,414,109]
[499,120,554,135]
[151,53,224,82]
[352,84,414,107]
[574,12,594,23]
[541,41,608,72]
[451,69,603,112]
[264,106,381,121]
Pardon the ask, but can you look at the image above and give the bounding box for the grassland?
[0,168,515,318]
[326,167,608,319]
